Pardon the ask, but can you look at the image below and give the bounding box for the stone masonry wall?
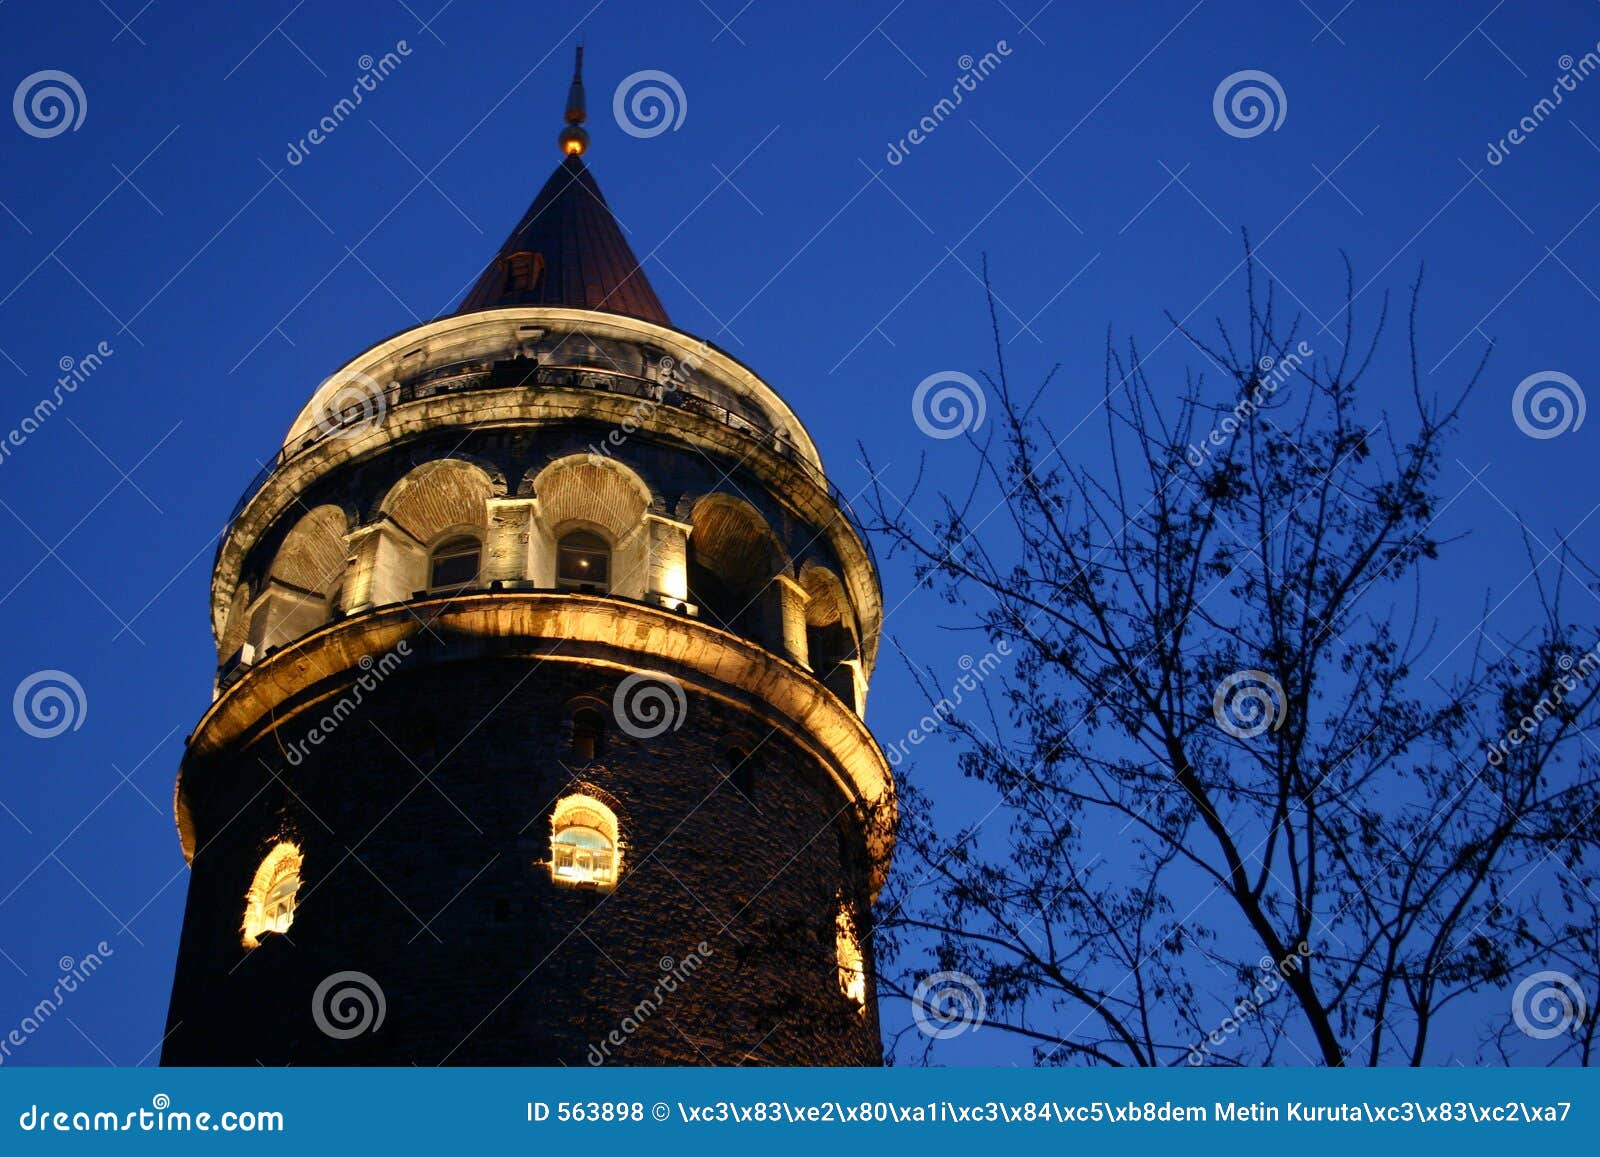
[162,654,880,1066]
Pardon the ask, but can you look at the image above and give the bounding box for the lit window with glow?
[837,902,867,1010]
[555,529,610,592]
[242,842,303,948]
[550,794,620,889]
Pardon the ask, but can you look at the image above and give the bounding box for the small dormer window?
[504,251,544,294]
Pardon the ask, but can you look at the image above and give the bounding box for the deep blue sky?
[1,0,1597,1066]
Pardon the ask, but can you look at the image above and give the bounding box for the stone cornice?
[178,592,895,891]
[212,385,883,671]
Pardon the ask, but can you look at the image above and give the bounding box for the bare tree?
[867,248,1600,1066]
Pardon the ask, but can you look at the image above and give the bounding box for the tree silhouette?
[868,248,1600,1066]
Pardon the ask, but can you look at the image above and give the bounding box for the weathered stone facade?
[164,651,881,1065]
[162,73,892,1066]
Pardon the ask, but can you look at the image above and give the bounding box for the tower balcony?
[209,315,883,720]
[221,354,877,577]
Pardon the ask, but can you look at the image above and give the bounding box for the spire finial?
[559,46,589,157]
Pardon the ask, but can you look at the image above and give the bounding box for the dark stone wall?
[162,654,880,1066]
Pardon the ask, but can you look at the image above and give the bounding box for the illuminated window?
[556,529,611,592]
[242,842,303,948]
[550,794,620,889]
[836,901,866,1010]
[429,534,480,590]
[570,707,604,763]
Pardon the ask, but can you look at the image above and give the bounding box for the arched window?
[836,900,866,1010]
[429,534,481,590]
[549,794,620,889]
[802,566,860,709]
[242,842,303,948]
[556,529,611,593]
[570,707,604,763]
[687,497,787,649]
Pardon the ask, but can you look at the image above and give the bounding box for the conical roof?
[455,155,670,324]
[454,49,670,325]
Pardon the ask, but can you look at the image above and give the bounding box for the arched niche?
[249,505,350,655]
[801,563,861,710]
[687,494,788,653]
[366,460,497,602]
[528,456,654,599]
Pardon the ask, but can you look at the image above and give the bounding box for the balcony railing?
[220,358,878,569]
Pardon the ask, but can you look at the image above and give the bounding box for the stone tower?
[161,52,892,1066]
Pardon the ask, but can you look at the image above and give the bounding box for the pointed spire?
[453,47,671,326]
[558,46,589,158]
